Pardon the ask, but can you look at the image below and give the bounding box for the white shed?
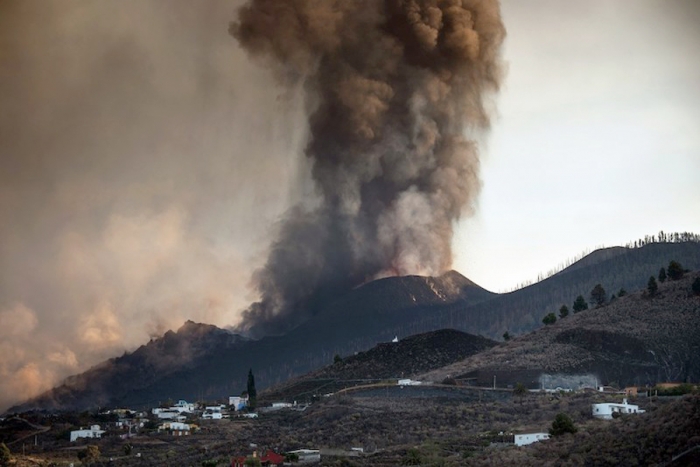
[514,432,550,446]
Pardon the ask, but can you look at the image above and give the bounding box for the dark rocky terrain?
[261,329,497,403]
[421,271,700,389]
[8,241,700,413]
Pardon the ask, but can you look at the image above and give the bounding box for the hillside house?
[514,432,550,446]
[288,449,321,464]
[70,425,105,442]
[159,421,192,436]
[229,395,249,411]
[592,398,645,419]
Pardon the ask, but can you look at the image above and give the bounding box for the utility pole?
[493,375,496,390]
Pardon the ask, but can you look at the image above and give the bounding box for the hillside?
[7,240,700,412]
[261,329,497,403]
[420,271,700,389]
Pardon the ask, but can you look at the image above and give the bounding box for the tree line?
[541,258,698,326]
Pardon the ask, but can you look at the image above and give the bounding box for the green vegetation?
[658,267,666,283]
[693,277,700,296]
[667,260,684,280]
[247,368,257,409]
[513,383,527,403]
[334,354,343,364]
[0,443,11,466]
[77,445,100,465]
[542,313,556,325]
[502,331,511,341]
[590,284,607,307]
[558,305,569,319]
[647,276,658,296]
[618,287,627,297]
[402,448,423,465]
[654,383,697,396]
[572,295,588,313]
[549,413,577,436]
[244,457,262,467]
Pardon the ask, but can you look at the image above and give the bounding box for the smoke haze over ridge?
[0,0,309,412]
[232,0,506,336]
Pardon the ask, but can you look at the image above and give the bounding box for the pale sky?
[454,0,700,291]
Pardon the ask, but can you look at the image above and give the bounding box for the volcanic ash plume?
[231,0,505,336]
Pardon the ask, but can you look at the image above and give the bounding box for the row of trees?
[544,258,697,324]
[648,260,688,297]
[543,283,622,325]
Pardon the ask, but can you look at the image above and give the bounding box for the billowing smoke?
[232,0,506,336]
[0,0,306,412]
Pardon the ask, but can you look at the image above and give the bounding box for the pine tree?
[658,267,667,283]
[590,284,607,307]
[549,413,577,436]
[618,288,627,297]
[573,295,588,313]
[247,369,257,409]
[668,260,684,280]
[542,313,557,325]
[647,276,658,297]
[502,331,511,341]
[559,305,569,319]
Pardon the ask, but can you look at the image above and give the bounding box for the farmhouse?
[592,398,645,419]
[70,425,105,442]
[229,395,249,411]
[159,421,192,436]
[514,432,550,446]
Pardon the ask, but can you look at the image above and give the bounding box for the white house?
[202,410,223,420]
[70,425,105,442]
[592,398,645,419]
[288,449,321,464]
[229,395,249,411]
[514,432,550,446]
[159,421,191,436]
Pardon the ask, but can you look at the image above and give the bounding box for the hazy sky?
[455,0,700,291]
[0,0,699,410]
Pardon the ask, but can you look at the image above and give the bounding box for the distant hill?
[7,240,700,413]
[261,329,497,402]
[420,271,700,389]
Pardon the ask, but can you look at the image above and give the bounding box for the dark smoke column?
[231,0,505,337]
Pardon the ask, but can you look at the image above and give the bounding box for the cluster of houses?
[510,397,646,447]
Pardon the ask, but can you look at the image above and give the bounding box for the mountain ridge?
[6,240,700,413]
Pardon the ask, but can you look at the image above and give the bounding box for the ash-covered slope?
[421,271,700,388]
[8,321,247,412]
[262,329,497,403]
[7,271,490,412]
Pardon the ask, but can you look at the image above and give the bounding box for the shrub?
[647,276,658,296]
[542,313,556,325]
[667,260,684,280]
[549,413,577,436]
[692,277,700,296]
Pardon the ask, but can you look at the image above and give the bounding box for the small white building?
[288,449,321,464]
[592,398,645,419]
[398,379,422,386]
[271,402,293,409]
[202,411,223,420]
[229,395,249,411]
[159,421,191,436]
[70,425,105,442]
[514,432,550,446]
